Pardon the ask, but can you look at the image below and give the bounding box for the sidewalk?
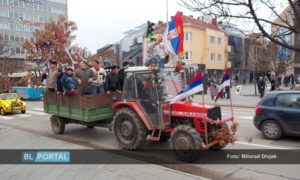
[0,125,206,180]
[193,84,260,108]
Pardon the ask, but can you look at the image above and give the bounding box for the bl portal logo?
[22,151,70,163]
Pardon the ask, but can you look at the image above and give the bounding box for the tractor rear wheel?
[50,115,65,134]
[171,125,204,162]
[113,107,147,150]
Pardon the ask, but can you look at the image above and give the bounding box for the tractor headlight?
[23,102,26,106]
[5,104,9,108]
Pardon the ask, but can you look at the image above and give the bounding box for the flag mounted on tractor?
[163,11,184,56]
[215,68,231,101]
[171,71,203,103]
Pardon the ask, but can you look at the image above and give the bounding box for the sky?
[68,0,197,54]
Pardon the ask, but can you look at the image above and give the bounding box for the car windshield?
[158,70,185,102]
[0,94,18,100]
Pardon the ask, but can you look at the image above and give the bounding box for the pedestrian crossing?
[222,108,255,122]
[0,108,48,121]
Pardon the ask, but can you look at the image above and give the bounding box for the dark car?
[254,91,300,140]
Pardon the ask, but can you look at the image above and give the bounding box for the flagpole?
[166,0,169,28]
[201,82,208,146]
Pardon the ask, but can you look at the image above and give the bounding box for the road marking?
[26,110,48,116]
[236,141,295,149]
[33,108,44,112]
[15,114,32,118]
[0,116,13,120]
[223,111,254,115]
[238,116,253,120]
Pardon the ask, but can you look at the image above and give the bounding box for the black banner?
[0,149,300,164]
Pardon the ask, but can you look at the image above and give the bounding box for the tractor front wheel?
[171,125,204,162]
[113,107,147,150]
[50,115,65,134]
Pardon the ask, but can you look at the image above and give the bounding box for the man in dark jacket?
[257,76,266,98]
[105,65,121,94]
[118,61,129,90]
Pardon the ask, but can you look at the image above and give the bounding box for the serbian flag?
[215,68,231,101]
[171,72,203,103]
[164,11,184,56]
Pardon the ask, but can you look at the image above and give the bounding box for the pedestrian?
[209,78,217,100]
[46,60,59,92]
[61,67,78,95]
[73,61,96,95]
[270,75,276,91]
[105,65,121,94]
[118,61,129,90]
[91,60,106,94]
[257,76,266,98]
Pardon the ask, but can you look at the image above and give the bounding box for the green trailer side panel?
[44,103,114,122]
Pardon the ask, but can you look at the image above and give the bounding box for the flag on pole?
[171,71,203,103]
[163,11,184,56]
[215,68,231,101]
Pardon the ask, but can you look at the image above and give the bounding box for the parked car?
[254,91,300,140]
[0,92,26,116]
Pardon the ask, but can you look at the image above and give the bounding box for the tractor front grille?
[207,106,222,120]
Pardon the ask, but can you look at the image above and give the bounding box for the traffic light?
[147,21,155,39]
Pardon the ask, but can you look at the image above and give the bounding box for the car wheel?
[261,120,282,140]
[0,108,6,116]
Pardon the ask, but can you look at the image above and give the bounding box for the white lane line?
[223,111,254,114]
[15,114,32,118]
[238,116,253,120]
[32,108,44,112]
[0,116,13,120]
[236,141,295,149]
[26,110,48,116]
[227,109,255,112]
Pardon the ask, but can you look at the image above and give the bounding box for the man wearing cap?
[105,65,121,94]
[73,61,96,95]
[46,60,59,92]
[91,60,106,94]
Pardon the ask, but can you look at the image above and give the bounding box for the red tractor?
[112,67,237,162]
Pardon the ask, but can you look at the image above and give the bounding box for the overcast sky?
[68,0,197,54]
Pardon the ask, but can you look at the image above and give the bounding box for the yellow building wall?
[183,26,229,70]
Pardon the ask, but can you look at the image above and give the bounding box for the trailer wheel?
[113,107,147,150]
[171,125,204,162]
[50,115,65,134]
[86,125,95,129]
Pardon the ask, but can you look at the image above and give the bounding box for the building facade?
[220,23,250,83]
[272,3,299,76]
[0,0,68,61]
[96,44,120,66]
[179,16,230,80]
[119,23,146,66]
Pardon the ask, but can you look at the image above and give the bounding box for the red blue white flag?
[215,68,231,101]
[171,71,203,103]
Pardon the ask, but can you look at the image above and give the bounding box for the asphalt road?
[0,101,299,180]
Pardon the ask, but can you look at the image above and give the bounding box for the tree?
[180,0,300,72]
[0,39,24,91]
[22,16,78,66]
